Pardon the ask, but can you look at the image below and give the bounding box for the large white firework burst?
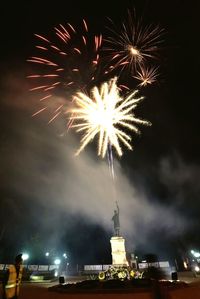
[70,77,151,158]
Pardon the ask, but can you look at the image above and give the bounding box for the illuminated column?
[110,236,128,266]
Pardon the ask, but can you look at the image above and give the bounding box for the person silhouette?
[2,254,23,299]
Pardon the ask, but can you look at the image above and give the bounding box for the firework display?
[28,9,164,158]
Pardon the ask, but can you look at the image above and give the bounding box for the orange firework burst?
[27,19,103,123]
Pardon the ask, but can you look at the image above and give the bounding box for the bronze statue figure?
[112,201,120,236]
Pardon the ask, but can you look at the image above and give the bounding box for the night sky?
[0,0,200,267]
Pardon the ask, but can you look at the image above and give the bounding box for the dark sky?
[0,0,200,266]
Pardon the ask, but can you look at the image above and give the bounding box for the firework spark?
[70,77,151,158]
[103,10,164,76]
[133,65,159,87]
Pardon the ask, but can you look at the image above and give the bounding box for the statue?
[112,201,120,236]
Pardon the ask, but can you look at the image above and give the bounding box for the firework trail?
[69,77,151,159]
[103,10,164,87]
[107,142,115,180]
[27,19,103,123]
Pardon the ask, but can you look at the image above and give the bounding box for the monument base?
[110,236,128,266]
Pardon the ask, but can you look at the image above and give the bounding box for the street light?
[63,253,67,259]
[54,258,61,277]
[191,250,200,258]
[45,252,49,257]
[54,258,61,265]
[22,253,29,261]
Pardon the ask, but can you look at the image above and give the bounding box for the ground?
[0,274,200,298]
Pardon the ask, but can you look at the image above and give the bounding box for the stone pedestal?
[110,236,128,266]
